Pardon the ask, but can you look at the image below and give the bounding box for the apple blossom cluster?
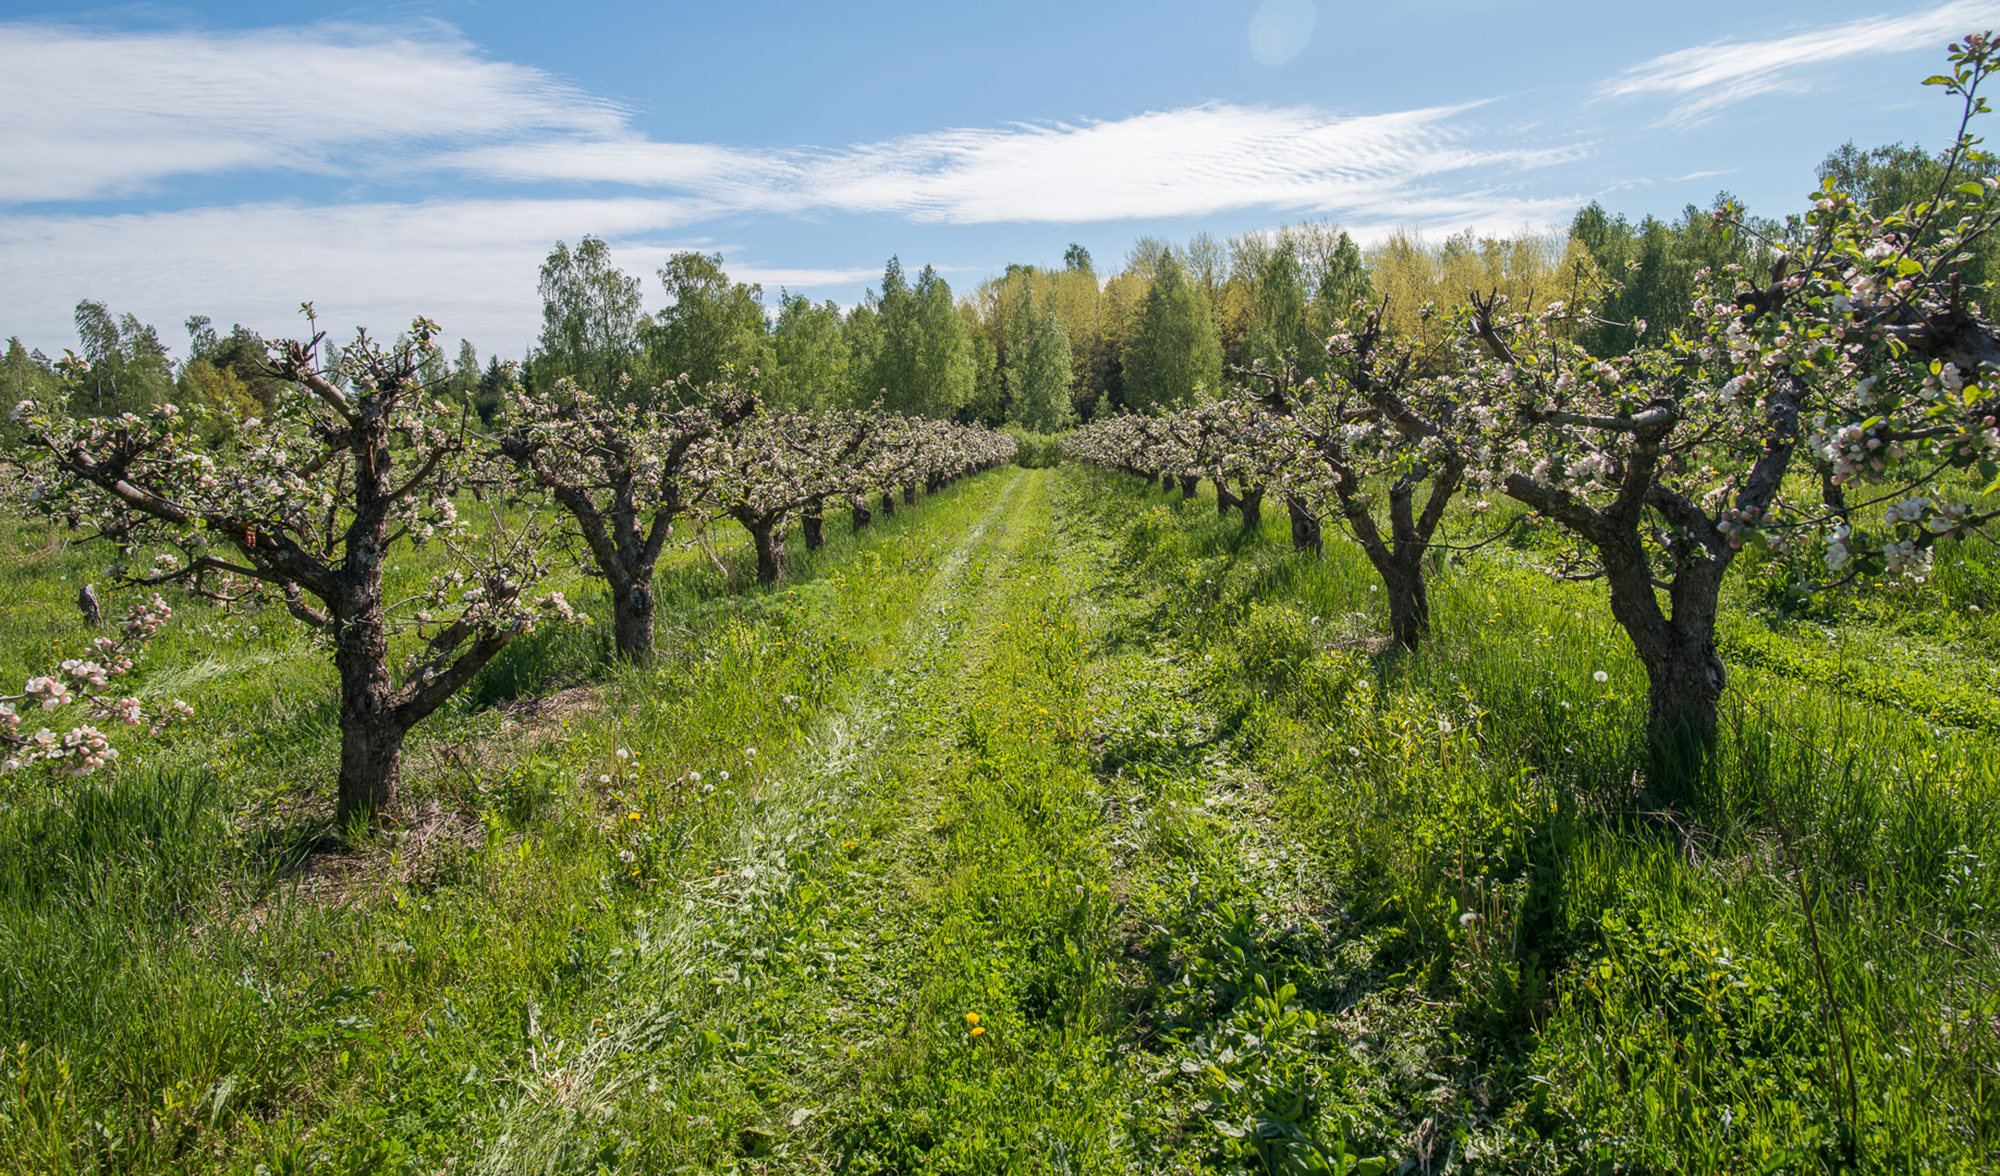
[1,594,192,777]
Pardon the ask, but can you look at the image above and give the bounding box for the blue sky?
[4,0,1999,358]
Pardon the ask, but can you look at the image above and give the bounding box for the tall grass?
[1075,466,2000,1171]
[1003,426,1064,469]
[0,477,1020,1172]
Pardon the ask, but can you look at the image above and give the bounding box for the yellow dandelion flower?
[970,1026,985,1037]
[964,1012,981,1026]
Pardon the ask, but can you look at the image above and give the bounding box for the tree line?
[6,120,1985,441]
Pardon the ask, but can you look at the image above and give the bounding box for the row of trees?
[9,315,1013,824]
[1067,36,2000,777]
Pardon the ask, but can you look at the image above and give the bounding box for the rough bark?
[1641,636,1726,774]
[802,498,826,551]
[902,483,916,506]
[334,596,401,824]
[610,582,654,662]
[879,490,897,518]
[750,521,787,585]
[1381,562,1430,652]
[336,716,407,828]
[1238,487,1265,531]
[852,500,873,532]
[1178,475,1199,501]
[1599,522,1727,778]
[1214,478,1240,516]
[1286,496,1322,555]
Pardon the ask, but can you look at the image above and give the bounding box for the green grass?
[0,467,1993,1173]
[1075,469,1999,1173]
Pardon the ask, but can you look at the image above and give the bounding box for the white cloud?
[0,20,625,202]
[1601,0,2000,127]
[455,103,1585,226]
[443,139,798,203]
[0,198,711,351]
[0,20,1582,230]
[0,19,1603,351]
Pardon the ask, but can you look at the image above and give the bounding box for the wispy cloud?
[0,198,713,347]
[450,104,1587,226]
[0,20,625,202]
[1601,0,2000,128]
[0,19,1599,349]
[798,104,1580,224]
[0,20,1582,227]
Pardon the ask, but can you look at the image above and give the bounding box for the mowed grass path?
[487,466,1226,1172]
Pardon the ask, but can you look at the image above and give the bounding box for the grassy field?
[0,464,1994,1173]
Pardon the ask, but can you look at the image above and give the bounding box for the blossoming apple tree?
[496,372,755,662]
[12,311,569,826]
[1469,33,2000,758]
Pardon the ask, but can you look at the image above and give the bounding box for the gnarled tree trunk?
[1178,475,1199,501]
[334,595,403,824]
[749,520,787,585]
[879,490,897,518]
[1215,478,1239,516]
[852,499,873,532]
[802,497,826,551]
[611,582,654,662]
[1238,486,1264,531]
[1381,561,1430,652]
[902,483,916,506]
[1601,532,1728,782]
[1286,496,1322,555]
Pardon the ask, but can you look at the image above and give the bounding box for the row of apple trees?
[5,311,1013,823]
[1066,36,2000,770]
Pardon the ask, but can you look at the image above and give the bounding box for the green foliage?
[1003,288,1075,431]
[1002,426,1063,468]
[182,317,287,412]
[766,290,851,409]
[842,301,883,407]
[868,257,975,416]
[534,236,644,397]
[1819,139,2000,311]
[645,250,771,392]
[1124,253,1222,411]
[0,338,58,447]
[1568,197,1782,356]
[66,300,174,417]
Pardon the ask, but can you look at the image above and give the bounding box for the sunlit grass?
[0,467,1992,1173]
